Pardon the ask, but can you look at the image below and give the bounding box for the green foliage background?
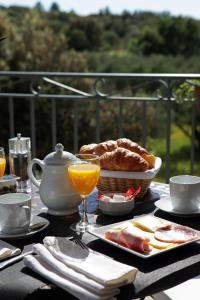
[0,4,200,179]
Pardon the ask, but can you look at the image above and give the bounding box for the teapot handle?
[27,158,44,188]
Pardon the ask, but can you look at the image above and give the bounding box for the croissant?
[79,143,97,154]
[94,140,117,156]
[141,153,156,169]
[116,138,148,156]
[100,147,149,171]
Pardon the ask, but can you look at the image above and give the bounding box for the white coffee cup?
[0,193,31,234]
[170,175,200,212]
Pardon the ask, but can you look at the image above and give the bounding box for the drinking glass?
[0,147,6,178]
[68,154,100,233]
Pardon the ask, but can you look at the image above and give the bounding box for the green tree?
[35,2,44,12]
[68,17,103,51]
[50,2,60,12]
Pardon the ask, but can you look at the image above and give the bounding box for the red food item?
[98,193,104,201]
[98,186,141,202]
[105,225,152,254]
[154,224,198,243]
[125,186,141,200]
[125,187,136,197]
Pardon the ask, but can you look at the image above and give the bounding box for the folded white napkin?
[0,240,21,261]
[24,237,138,300]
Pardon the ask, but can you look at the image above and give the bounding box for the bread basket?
[97,157,162,199]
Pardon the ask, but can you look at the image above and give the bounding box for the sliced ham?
[104,229,121,244]
[120,225,152,253]
[105,225,152,254]
[154,224,198,243]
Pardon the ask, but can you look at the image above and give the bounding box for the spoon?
[28,221,47,231]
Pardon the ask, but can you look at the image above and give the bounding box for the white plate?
[88,216,200,258]
[0,216,49,240]
[155,197,200,217]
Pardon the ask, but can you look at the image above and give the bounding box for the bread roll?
[100,147,149,171]
[94,140,117,156]
[116,138,148,156]
[79,143,97,155]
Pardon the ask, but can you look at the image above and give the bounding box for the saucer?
[155,197,200,217]
[0,216,50,240]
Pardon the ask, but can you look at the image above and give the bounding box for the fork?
[73,234,89,250]
[72,234,114,260]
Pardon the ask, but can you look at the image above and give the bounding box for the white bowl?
[98,193,135,216]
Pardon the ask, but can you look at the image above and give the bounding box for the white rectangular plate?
[88,216,200,258]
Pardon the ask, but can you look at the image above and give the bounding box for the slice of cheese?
[130,224,175,249]
[112,222,129,231]
[149,235,176,250]
[132,215,171,233]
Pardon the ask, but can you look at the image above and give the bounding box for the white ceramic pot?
[28,144,81,216]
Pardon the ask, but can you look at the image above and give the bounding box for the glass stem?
[80,196,88,226]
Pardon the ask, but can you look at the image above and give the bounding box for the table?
[1,182,200,300]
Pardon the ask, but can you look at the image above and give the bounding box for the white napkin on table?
[0,240,21,261]
[24,236,138,300]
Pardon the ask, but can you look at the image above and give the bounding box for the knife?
[0,236,74,270]
[0,250,33,270]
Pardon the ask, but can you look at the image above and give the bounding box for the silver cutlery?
[0,250,33,270]
[28,221,47,231]
[73,235,89,250]
[72,234,113,259]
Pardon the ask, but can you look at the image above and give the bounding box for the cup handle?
[27,158,44,188]
[21,205,31,222]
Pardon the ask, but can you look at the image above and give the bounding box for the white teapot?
[28,143,81,216]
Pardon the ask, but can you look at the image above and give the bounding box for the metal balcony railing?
[0,71,199,182]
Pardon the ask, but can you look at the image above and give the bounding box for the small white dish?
[155,197,200,217]
[0,215,49,239]
[99,193,135,216]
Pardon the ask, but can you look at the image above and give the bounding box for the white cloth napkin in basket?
[0,240,21,261]
[24,236,138,300]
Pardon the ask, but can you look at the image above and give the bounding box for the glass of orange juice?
[0,147,6,178]
[68,154,100,233]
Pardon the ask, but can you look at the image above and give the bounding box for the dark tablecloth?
[1,182,200,300]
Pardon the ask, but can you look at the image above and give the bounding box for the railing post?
[96,99,100,143]
[30,97,36,157]
[118,100,124,138]
[165,81,172,183]
[51,98,57,149]
[73,101,79,153]
[142,101,147,148]
[8,97,15,137]
[190,100,197,174]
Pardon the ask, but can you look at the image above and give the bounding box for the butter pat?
[112,195,125,202]
[102,196,111,202]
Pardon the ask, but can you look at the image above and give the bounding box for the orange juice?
[68,163,100,196]
[0,158,6,177]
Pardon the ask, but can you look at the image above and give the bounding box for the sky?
[1,0,200,19]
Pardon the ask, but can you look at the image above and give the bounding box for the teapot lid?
[43,143,76,166]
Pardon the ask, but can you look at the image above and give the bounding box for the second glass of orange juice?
[68,154,100,233]
[0,147,6,178]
